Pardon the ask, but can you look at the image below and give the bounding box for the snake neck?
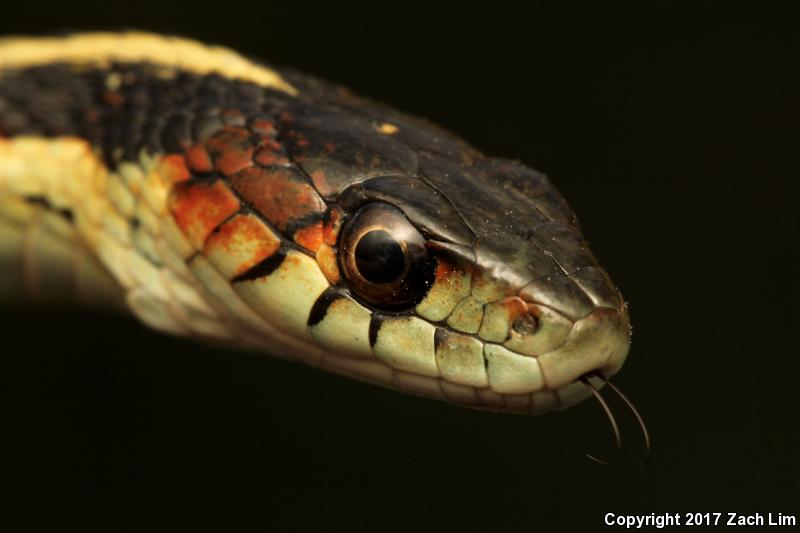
[0,137,124,309]
[0,137,205,331]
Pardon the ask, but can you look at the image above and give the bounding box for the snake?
[0,33,645,446]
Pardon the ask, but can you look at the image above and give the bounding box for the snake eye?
[339,202,435,310]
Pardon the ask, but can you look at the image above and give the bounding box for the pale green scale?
[127,287,186,335]
[556,375,603,409]
[504,393,532,411]
[538,309,628,389]
[394,371,444,399]
[415,263,471,321]
[233,250,329,340]
[101,208,132,246]
[372,316,438,377]
[188,255,274,335]
[476,387,505,407]
[106,173,136,217]
[503,304,574,356]
[126,245,169,301]
[440,381,478,404]
[161,268,213,316]
[323,354,392,386]
[131,226,162,265]
[471,270,507,303]
[133,201,160,237]
[484,343,545,394]
[531,390,560,414]
[446,295,484,333]
[310,296,373,358]
[162,216,196,258]
[117,161,145,192]
[434,329,489,387]
[478,299,513,342]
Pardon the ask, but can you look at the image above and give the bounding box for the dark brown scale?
[278,107,419,200]
[229,165,326,237]
[193,113,225,143]
[338,175,474,247]
[161,112,193,153]
[278,68,480,162]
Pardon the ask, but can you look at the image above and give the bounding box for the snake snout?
[537,307,631,409]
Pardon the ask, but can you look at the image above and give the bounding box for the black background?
[1,2,797,531]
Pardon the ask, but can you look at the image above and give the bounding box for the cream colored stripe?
[0,32,296,95]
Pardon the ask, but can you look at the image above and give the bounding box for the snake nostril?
[512,313,539,336]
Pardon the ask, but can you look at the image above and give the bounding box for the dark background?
[1,2,797,531]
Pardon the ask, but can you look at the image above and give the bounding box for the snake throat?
[0,32,632,415]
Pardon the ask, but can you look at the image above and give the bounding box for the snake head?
[0,33,630,416]
[161,68,630,414]
[223,88,632,414]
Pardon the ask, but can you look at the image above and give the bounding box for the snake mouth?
[579,371,650,465]
[538,307,630,390]
[526,306,630,413]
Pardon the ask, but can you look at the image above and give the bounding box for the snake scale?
[0,32,634,418]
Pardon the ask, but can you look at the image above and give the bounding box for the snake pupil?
[355,230,405,284]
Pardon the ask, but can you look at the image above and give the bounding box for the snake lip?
[580,371,650,465]
[538,307,631,393]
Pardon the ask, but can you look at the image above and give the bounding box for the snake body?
[0,32,631,414]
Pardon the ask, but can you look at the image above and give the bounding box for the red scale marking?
[230,166,326,235]
[250,118,276,136]
[293,220,324,252]
[184,144,214,173]
[322,207,344,246]
[434,258,458,282]
[101,90,124,107]
[204,214,281,278]
[205,126,255,176]
[158,154,191,184]
[170,180,242,249]
[253,138,290,167]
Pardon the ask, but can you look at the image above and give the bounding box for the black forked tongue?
[579,371,651,466]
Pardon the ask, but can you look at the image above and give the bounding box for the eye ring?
[338,202,435,310]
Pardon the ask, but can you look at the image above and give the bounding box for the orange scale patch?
[323,207,344,246]
[230,166,326,234]
[184,144,213,173]
[254,139,289,167]
[205,126,255,176]
[169,180,241,249]
[156,154,191,184]
[293,220,324,252]
[204,214,282,279]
